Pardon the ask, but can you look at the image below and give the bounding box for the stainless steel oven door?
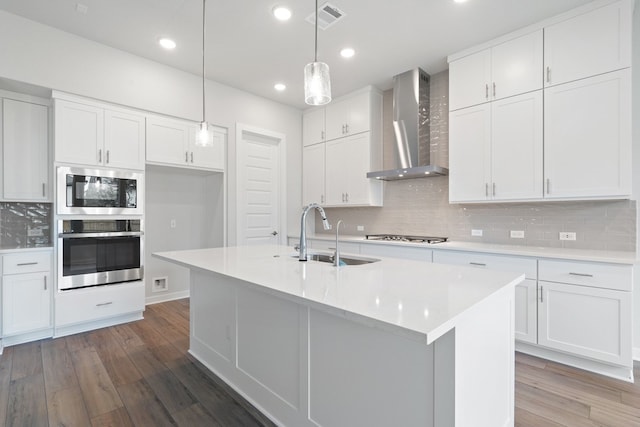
[57,166,144,215]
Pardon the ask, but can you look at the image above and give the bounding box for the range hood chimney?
[367,68,448,181]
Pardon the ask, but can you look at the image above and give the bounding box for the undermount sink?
[293,252,380,266]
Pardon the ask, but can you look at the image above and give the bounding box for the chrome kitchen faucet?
[299,203,331,261]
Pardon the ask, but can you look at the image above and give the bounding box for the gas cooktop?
[365,234,448,244]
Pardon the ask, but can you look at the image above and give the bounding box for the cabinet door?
[343,132,373,205]
[343,91,371,136]
[491,91,543,200]
[448,104,491,202]
[3,272,51,335]
[491,30,543,100]
[449,49,491,111]
[54,99,103,166]
[190,125,226,170]
[324,138,348,205]
[325,98,350,141]
[514,279,537,344]
[538,281,631,366]
[303,108,325,146]
[544,70,630,199]
[302,143,325,205]
[145,117,190,166]
[2,98,49,201]
[544,1,631,87]
[104,109,145,170]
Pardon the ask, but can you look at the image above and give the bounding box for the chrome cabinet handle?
[493,82,496,98]
[546,179,550,194]
[485,183,489,197]
[485,84,489,100]
[320,194,324,204]
[185,151,189,163]
[191,152,194,163]
[345,124,349,134]
[546,66,551,83]
[17,262,38,266]
[493,182,496,196]
[106,150,110,164]
[540,286,544,303]
[321,130,325,140]
[44,276,47,290]
[569,272,594,278]
[98,149,102,163]
[469,262,486,267]
[42,183,46,197]
[96,302,113,307]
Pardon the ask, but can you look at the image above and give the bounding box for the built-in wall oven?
[57,166,143,215]
[57,219,143,290]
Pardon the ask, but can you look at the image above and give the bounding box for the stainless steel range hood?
[367,68,448,181]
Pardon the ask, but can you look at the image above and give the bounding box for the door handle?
[271,231,279,236]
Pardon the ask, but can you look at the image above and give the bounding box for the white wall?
[0,10,303,301]
[632,0,640,357]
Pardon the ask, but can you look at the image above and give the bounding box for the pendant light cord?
[202,0,206,123]
[314,0,318,62]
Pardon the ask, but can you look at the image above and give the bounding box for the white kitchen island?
[154,245,523,427]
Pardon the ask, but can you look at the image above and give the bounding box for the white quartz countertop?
[293,234,637,264]
[154,245,523,345]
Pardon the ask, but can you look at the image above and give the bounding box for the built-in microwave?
[57,166,143,215]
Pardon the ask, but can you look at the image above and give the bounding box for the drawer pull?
[17,262,38,266]
[44,276,47,290]
[569,272,594,278]
[96,302,113,307]
[540,286,544,303]
[469,262,486,267]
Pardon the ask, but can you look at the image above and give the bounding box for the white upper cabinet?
[2,97,50,201]
[324,89,375,141]
[303,108,325,146]
[54,97,145,170]
[544,69,631,199]
[544,0,631,87]
[449,30,542,111]
[146,115,225,171]
[302,142,325,205]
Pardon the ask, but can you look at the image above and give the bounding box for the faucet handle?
[294,244,300,252]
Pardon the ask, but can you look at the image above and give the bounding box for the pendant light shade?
[195,0,212,147]
[304,0,331,106]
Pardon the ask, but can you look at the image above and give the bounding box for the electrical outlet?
[471,229,483,237]
[152,277,168,292]
[510,230,525,239]
[559,232,577,241]
[357,225,364,231]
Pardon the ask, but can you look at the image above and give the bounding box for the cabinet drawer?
[538,259,632,291]
[433,250,536,279]
[3,251,51,274]
[56,281,144,327]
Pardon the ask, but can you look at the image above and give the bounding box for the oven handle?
[58,231,143,238]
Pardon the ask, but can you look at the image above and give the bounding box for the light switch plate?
[559,232,576,241]
[510,230,525,238]
[471,229,483,237]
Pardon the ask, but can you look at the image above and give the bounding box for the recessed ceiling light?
[340,47,355,58]
[159,38,177,50]
[272,6,292,21]
[274,83,287,91]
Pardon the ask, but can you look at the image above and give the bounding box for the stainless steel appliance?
[366,234,448,244]
[57,166,143,215]
[58,219,143,290]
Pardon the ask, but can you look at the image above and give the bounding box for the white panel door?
[491,90,543,200]
[544,69,631,198]
[448,104,491,202]
[302,142,325,205]
[544,0,631,87]
[2,98,49,201]
[237,126,285,246]
[104,109,145,170]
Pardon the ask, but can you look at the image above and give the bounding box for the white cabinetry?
[449,90,543,202]
[544,69,630,199]
[544,0,631,87]
[1,96,50,201]
[2,251,52,339]
[146,115,225,171]
[54,97,145,170]
[302,87,382,207]
[449,30,542,111]
[537,259,632,367]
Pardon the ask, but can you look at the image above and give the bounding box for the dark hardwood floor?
[0,298,638,426]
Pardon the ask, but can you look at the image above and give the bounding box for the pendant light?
[196,0,212,147]
[304,0,331,105]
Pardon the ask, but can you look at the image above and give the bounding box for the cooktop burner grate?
[365,234,448,244]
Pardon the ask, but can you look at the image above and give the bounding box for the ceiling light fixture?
[272,6,292,21]
[196,0,212,147]
[274,83,287,91]
[304,0,331,105]
[159,38,177,50]
[340,47,355,58]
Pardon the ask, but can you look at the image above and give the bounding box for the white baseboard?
[145,290,190,305]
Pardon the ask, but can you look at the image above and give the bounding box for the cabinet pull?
[342,193,345,202]
[492,82,496,98]
[546,66,551,83]
[540,286,544,303]
[469,262,486,267]
[485,183,489,197]
[492,182,496,196]
[191,152,194,163]
[569,272,594,278]
[17,262,38,266]
[106,150,110,164]
[185,151,189,163]
[485,84,489,100]
[42,183,46,197]
[44,276,47,291]
[96,301,113,307]
[345,124,349,134]
[98,149,102,163]
[321,130,325,140]
[546,178,550,194]
[345,193,349,202]
[320,194,324,204]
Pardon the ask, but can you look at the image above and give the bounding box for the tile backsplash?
[315,70,636,252]
[0,202,52,249]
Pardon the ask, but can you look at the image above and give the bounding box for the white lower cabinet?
[514,279,537,344]
[1,250,53,339]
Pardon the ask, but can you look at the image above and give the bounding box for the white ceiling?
[0,0,595,109]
